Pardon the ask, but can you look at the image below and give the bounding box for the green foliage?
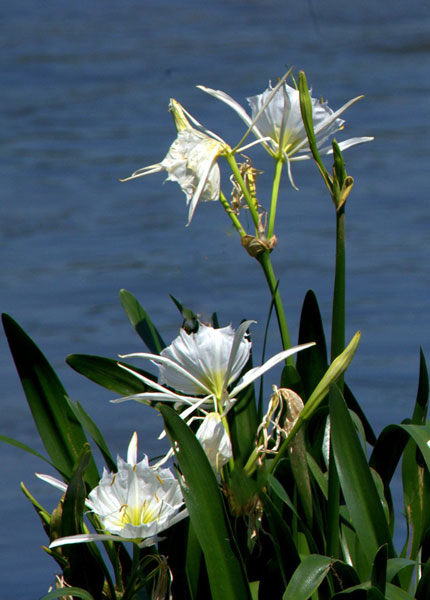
[3,66,430,600]
[159,404,252,600]
[2,313,99,487]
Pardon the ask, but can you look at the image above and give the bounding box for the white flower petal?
[230,342,315,397]
[196,412,232,471]
[127,432,138,465]
[223,319,254,388]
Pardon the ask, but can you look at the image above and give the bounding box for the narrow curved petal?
[119,353,213,396]
[325,136,374,153]
[120,163,164,182]
[223,319,254,388]
[197,85,254,129]
[230,342,315,397]
[50,533,127,549]
[36,473,96,511]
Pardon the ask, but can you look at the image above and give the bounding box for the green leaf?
[185,522,204,600]
[21,482,52,537]
[329,384,394,572]
[66,399,117,472]
[371,544,388,595]
[2,314,99,486]
[296,290,328,399]
[386,558,417,582]
[385,583,417,600]
[66,354,153,395]
[159,404,251,600]
[370,425,410,488]
[412,348,429,425]
[366,587,386,600]
[262,491,301,585]
[416,553,430,600]
[267,473,300,518]
[344,383,377,445]
[0,434,52,465]
[119,288,166,353]
[54,446,105,596]
[40,589,95,600]
[282,554,332,600]
[228,376,258,467]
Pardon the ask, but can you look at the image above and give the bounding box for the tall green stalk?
[257,250,293,362]
[267,157,284,240]
[331,206,346,388]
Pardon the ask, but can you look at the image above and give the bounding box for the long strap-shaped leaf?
[329,384,394,573]
[159,404,252,600]
[2,313,99,486]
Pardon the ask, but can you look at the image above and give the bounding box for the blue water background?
[1,0,430,596]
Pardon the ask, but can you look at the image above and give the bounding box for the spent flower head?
[121,99,227,225]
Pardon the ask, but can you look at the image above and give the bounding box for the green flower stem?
[331,206,346,389]
[267,157,284,240]
[224,152,260,231]
[217,394,234,473]
[122,543,141,600]
[257,250,293,361]
[219,190,246,238]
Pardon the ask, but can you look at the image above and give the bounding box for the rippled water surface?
[1,0,430,595]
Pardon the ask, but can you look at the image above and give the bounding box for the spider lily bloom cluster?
[37,433,187,549]
[114,321,314,473]
[121,99,227,225]
[115,321,314,416]
[199,75,373,169]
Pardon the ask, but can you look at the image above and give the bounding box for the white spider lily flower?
[114,320,315,415]
[196,412,233,472]
[198,78,373,184]
[121,99,226,225]
[39,433,187,549]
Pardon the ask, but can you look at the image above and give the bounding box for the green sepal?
[119,288,166,353]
